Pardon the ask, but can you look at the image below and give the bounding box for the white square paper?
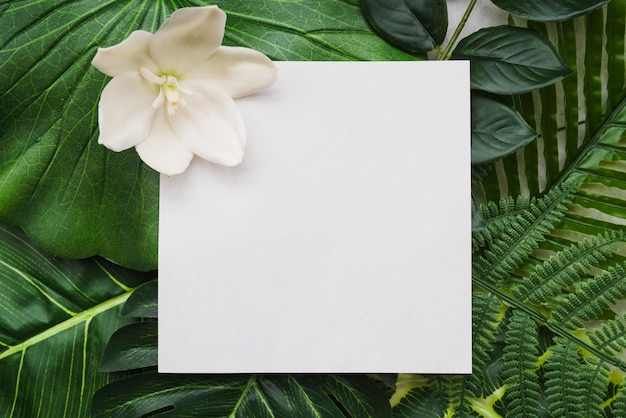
[159,61,471,373]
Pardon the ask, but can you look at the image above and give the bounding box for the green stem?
[438,0,478,60]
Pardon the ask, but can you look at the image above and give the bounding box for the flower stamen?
[140,67,193,115]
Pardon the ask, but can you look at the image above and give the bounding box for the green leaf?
[0,224,151,417]
[472,200,484,233]
[471,93,537,164]
[94,282,393,417]
[490,0,610,22]
[0,0,417,272]
[361,0,447,53]
[121,280,158,318]
[99,322,157,372]
[452,26,571,95]
[92,373,392,417]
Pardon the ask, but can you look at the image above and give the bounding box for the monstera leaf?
[92,281,394,417]
[0,0,417,272]
[0,224,152,417]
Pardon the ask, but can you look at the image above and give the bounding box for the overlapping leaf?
[452,26,571,95]
[0,0,417,271]
[490,0,610,22]
[0,224,151,417]
[471,93,536,164]
[361,0,447,53]
[92,282,392,417]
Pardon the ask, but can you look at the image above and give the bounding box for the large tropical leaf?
[0,0,417,271]
[0,224,151,417]
[92,282,393,417]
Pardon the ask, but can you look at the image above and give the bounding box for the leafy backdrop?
[1,0,626,417]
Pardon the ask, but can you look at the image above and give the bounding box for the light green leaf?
[0,0,417,271]
[0,224,151,417]
[471,93,537,165]
[490,0,610,22]
[361,0,447,53]
[452,26,571,95]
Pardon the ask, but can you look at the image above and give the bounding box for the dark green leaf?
[100,322,158,372]
[471,93,536,164]
[490,0,610,22]
[452,26,571,95]
[0,0,417,272]
[0,224,150,417]
[122,280,158,318]
[92,373,392,417]
[361,0,447,53]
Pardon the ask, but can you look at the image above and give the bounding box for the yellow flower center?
[140,67,193,116]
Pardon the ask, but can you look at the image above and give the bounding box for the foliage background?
[1,0,625,416]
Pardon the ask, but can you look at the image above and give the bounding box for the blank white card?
[159,61,471,373]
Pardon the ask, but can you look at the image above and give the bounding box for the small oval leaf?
[471,93,536,164]
[122,280,158,318]
[362,0,448,53]
[453,26,571,95]
[99,322,158,372]
[490,0,610,22]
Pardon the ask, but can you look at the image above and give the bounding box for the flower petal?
[135,109,194,176]
[169,81,246,166]
[150,6,225,75]
[183,46,278,99]
[97,72,158,152]
[91,31,157,77]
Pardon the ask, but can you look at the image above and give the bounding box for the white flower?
[91,6,277,175]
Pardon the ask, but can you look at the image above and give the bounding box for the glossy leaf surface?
[0,224,151,417]
[490,0,610,22]
[93,373,391,417]
[362,0,447,52]
[0,0,417,271]
[99,322,157,372]
[93,282,393,417]
[471,93,536,164]
[453,26,571,95]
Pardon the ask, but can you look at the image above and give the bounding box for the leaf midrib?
[0,290,131,360]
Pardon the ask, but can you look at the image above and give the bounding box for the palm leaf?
[0,224,151,417]
[92,282,393,417]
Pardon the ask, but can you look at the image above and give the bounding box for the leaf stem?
[438,0,478,60]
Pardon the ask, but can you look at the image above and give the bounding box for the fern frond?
[501,310,542,417]
[553,263,626,329]
[473,182,577,284]
[589,313,626,357]
[435,293,504,417]
[512,231,625,304]
[472,292,503,374]
[613,381,626,417]
[472,195,531,251]
[545,337,587,417]
[578,358,611,418]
